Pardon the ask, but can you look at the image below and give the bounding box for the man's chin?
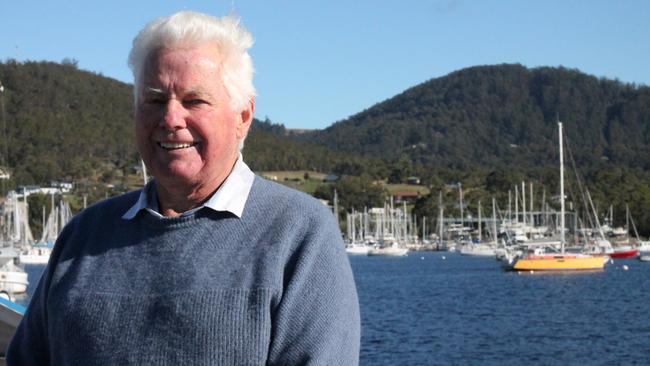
[151,166,201,188]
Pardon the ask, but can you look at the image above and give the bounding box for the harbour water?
[14,265,47,307]
[350,252,650,366]
[16,254,650,365]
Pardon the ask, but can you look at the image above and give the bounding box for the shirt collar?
[122,154,255,220]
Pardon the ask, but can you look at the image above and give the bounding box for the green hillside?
[0,60,136,185]
[0,60,381,190]
[3,60,650,235]
[301,64,650,172]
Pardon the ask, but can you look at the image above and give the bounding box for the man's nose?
[160,100,187,130]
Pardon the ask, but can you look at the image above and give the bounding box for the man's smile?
[158,141,198,150]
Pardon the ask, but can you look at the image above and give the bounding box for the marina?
[351,252,650,365]
[1,3,649,362]
[343,122,650,274]
[9,255,650,365]
[0,111,647,362]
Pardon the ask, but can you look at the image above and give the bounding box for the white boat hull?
[460,245,496,256]
[346,246,370,255]
[368,247,409,256]
[18,253,51,265]
[0,270,28,294]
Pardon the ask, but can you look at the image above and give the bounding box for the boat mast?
[514,185,519,224]
[422,216,426,243]
[438,191,444,249]
[557,121,565,253]
[628,204,641,241]
[492,197,498,245]
[478,200,482,243]
[530,182,534,227]
[522,181,526,227]
[508,190,512,223]
[459,182,464,230]
[626,204,629,242]
[542,188,547,227]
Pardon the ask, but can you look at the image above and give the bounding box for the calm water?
[17,254,650,365]
[15,265,47,307]
[350,252,650,366]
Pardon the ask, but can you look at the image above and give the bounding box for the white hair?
[128,11,256,112]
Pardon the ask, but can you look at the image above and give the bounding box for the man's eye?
[184,99,206,106]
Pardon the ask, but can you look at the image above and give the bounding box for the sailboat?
[506,122,608,272]
[19,195,71,264]
[628,206,650,261]
[367,240,409,256]
[586,204,637,258]
[605,205,639,258]
[0,191,29,293]
[344,207,370,255]
[459,200,497,256]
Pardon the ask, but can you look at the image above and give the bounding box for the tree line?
[3,60,650,236]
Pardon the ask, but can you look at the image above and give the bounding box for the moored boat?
[608,247,639,259]
[459,243,496,257]
[506,122,606,273]
[345,242,370,255]
[18,242,54,265]
[511,252,609,271]
[0,261,28,294]
[368,242,408,256]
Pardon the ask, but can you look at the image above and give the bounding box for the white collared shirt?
[122,154,255,219]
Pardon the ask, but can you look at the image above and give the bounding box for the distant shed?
[393,191,419,204]
[323,174,339,182]
[406,176,421,185]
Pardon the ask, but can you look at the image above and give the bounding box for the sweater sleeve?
[5,256,54,365]
[266,207,360,366]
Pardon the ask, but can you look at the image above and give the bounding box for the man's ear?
[237,98,254,139]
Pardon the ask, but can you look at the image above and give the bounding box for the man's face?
[135,45,251,193]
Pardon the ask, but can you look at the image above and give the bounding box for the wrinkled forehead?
[136,46,227,103]
[145,45,222,71]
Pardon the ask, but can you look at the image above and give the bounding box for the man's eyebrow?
[142,87,166,95]
[142,86,214,100]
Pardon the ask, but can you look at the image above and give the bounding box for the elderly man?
[7,11,360,365]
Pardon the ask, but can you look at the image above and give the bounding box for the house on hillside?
[393,191,420,204]
[406,176,421,185]
[323,174,339,183]
[50,181,73,193]
[13,182,73,197]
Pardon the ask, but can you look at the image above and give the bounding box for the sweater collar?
[122,154,255,219]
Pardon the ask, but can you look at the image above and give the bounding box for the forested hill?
[3,60,650,187]
[0,60,376,188]
[3,60,650,232]
[299,64,650,172]
[0,60,136,184]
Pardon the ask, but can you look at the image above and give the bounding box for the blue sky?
[1,1,648,130]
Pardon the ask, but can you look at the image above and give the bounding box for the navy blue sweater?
[7,177,360,365]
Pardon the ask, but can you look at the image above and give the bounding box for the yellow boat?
[512,253,608,271]
[508,122,609,273]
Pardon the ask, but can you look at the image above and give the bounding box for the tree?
[314,175,386,212]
